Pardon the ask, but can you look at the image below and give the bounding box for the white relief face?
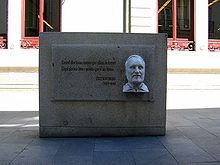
[125,56,145,85]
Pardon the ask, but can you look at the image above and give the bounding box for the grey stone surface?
[39,32,167,137]
[52,44,153,101]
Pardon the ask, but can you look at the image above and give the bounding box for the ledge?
[168,68,220,74]
[0,67,38,72]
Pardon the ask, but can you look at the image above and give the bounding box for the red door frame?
[21,0,44,36]
[167,0,195,50]
[208,0,220,51]
[172,0,177,40]
[21,0,42,48]
[39,0,44,32]
[0,0,8,49]
[21,0,61,48]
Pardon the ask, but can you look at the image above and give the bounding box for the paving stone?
[11,159,54,165]
[16,145,59,158]
[176,126,217,139]
[0,143,26,161]
[0,160,10,165]
[95,138,130,151]
[127,137,165,150]
[190,137,220,148]
[131,148,178,165]
[167,116,196,127]
[204,127,220,137]
[202,144,220,155]
[55,138,94,157]
[93,151,135,165]
[213,154,220,161]
[0,130,15,141]
[185,162,220,165]
[53,155,93,165]
[192,118,220,128]
[2,130,37,145]
[159,135,192,145]
[163,142,216,163]
[29,138,64,147]
[12,150,50,164]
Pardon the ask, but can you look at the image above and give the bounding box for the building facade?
[0,0,219,65]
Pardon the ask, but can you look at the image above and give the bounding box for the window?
[177,0,192,39]
[158,0,173,38]
[24,0,39,37]
[208,0,220,51]
[208,0,220,39]
[0,0,8,49]
[158,0,194,50]
[21,0,61,48]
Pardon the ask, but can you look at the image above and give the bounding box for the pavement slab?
[0,109,218,164]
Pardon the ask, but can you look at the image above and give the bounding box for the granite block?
[39,32,167,137]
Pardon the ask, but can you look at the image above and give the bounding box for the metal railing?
[0,37,6,49]
[20,38,39,49]
[168,39,194,51]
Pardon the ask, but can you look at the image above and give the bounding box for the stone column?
[130,0,158,33]
[194,0,208,52]
[8,0,22,49]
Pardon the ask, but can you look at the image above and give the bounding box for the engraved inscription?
[59,59,117,86]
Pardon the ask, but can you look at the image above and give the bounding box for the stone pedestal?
[39,32,167,137]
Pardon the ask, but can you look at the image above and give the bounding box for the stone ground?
[0,109,220,165]
[0,73,220,164]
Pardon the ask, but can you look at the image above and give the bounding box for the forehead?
[126,57,145,66]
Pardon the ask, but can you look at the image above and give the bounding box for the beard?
[131,75,143,84]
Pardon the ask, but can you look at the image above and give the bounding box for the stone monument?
[39,32,167,137]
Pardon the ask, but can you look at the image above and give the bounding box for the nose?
[134,66,140,73]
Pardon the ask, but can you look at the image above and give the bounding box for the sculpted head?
[125,55,145,86]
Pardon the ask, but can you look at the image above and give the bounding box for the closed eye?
[138,66,143,70]
[130,65,136,69]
